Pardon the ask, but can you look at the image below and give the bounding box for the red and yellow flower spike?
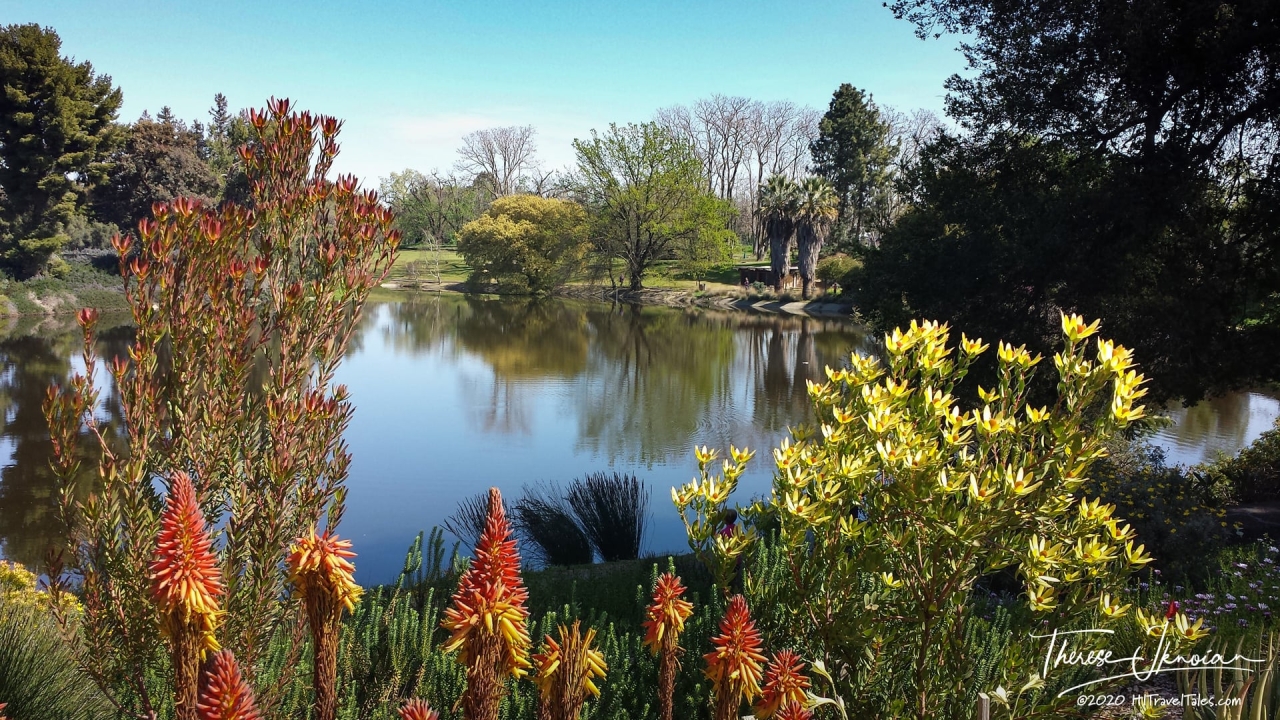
[196,651,262,720]
[776,701,814,720]
[286,527,362,720]
[642,573,694,654]
[150,471,224,649]
[397,699,440,720]
[532,621,608,720]
[704,595,767,720]
[754,651,811,719]
[150,471,224,720]
[441,487,532,720]
[286,527,362,612]
[0,702,7,720]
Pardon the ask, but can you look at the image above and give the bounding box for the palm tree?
[794,177,839,299]
[756,175,799,293]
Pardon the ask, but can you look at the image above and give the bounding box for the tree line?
[4,0,1277,403]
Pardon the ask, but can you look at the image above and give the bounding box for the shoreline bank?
[380,279,857,319]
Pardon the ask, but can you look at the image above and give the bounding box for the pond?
[0,294,1276,583]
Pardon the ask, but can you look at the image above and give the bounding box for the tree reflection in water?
[7,295,1272,581]
[0,314,132,570]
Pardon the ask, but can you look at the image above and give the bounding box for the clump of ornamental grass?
[566,472,650,561]
[704,594,766,720]
[286,527,362,720]
[514,483,593,567]
[442,487,532,720]
[532,620,608,720]
[641,572,695,720]
[755,650,810,719]
[196,650,262,720]
[0,596,112,720]
[397,699,441,720]
[150,471,224,720]
[445,492,491,552]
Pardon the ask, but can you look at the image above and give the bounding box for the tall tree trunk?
[769,224,793,293]
[796,223,823,299]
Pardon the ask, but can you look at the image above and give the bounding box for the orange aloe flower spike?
[754,650,811,719]
[149,470,224,654]
[441,487,532,677]
[286,527,363,612]
[705,594,767,718]
[642,573,694,654]
[776,701,814,720]
[196,651,263,720]
[397,699,440,720]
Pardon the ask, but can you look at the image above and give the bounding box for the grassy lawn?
[387,247,473,284]
[387,245,782,296]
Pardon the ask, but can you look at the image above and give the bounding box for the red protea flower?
[642,573,694,654]
[196,651,262,720]
[287,527,362,720]
[441,487,532,720]
[775,701,813,720]
[397,699,440,720]
[754,651,811,719]
[532,621,608,720]
[704,595,767,720]
[642,573,694,720]
[149,471,224,720]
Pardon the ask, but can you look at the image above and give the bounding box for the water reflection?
[0,314,131,570]
[3,295,1276,582]
[1154,391,1280,467]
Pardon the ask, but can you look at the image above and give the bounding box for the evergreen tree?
[809,84,895,250]
[0,24,122,277]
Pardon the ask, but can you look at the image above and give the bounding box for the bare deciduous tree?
[455,125,538,197]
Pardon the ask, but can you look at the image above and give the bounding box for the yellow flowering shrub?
[676,315,1207,719]
[0,560,81,617]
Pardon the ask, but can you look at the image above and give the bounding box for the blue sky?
[8,0,966,183]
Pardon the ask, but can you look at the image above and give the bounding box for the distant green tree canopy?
[0,24,122,277]
[862,0,1280,402]
[380,170,490,247]
[573,122,731,290]
[457,194,590,294]
[92,109,219,231]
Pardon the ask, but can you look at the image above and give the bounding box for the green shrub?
[1202,419,1280,503]
[815,253,859,290]
[1089,439,1235,584]
[0,601,112,720]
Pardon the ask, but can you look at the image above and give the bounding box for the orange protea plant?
[43,97,398,715]
[397,699,441,720]
[704,594,766,720]
[286,527,362,720]
[150,471,224,720]
[641,572,694,720]
[532,620,608,720]
[754,650,811,719]
[441,487,532,720]
[196,651,263,720]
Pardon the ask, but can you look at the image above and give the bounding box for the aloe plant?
[1178,632,1278,720]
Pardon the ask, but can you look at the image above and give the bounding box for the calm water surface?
[0,295,1275,583]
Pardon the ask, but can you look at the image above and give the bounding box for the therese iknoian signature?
[1032,627,1266,697]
